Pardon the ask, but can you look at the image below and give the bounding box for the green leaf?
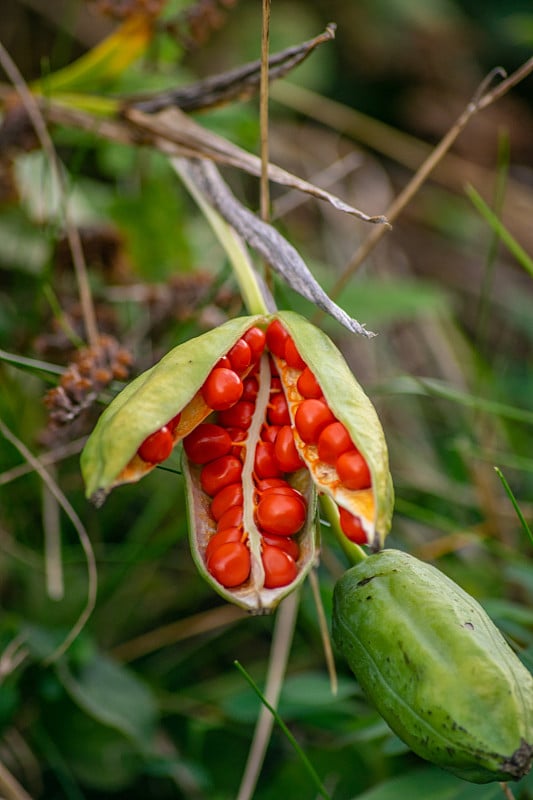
[56,652,158,749]
[356,766,502,800]
[42,701,144,792]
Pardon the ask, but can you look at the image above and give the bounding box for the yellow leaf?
[34,14,154,96]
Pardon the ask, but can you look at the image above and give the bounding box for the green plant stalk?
[494,467,533,546]
[320,495,367,564]
[466,184,533,278]
[171,159,270,316]
[233,660,332,800]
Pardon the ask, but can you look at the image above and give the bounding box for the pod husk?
[276,310,393,549]
[81,315,262,503]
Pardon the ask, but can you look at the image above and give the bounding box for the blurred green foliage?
[1,0,533,798]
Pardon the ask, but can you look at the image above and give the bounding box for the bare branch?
[127,23,337,114]
[0,40,100,349]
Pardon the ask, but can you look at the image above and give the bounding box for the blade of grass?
[466,184,533,278]
[234,659,332,800]
[494,467,533,545]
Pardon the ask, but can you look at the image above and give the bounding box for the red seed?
[317,421,353,465]
[216,505,244,532]
[226,427,247,458]
[274,425,304,472]
[138,426,173,463]
[216,355,231,369]
[262,545,297,588]
[336,449,371,491]
[297,367,322,399]
[261,485,305,500]
[256,492,306,536]
[255,477,289,493]
[268,392,291,426]
[211,482,243,521]
[183,423,232,464]
[339,507,367,544]
[254,441,283,479]
[167,412,182,432]
[200,455,242,496]
[284,337,306,370]
[218,400,255,430]
[294,398,335,444]
[268,356,279,377]
[207,541,251,587]
[242,326,266,361]
[266,319,289,358]
[261,533,300,561]
[202,368,243,411]
[261,425,281,444]
[205,527,243,561]
[242,375,259,402]
[227,338,252,373]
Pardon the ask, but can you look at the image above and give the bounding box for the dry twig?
[0,42,100,348]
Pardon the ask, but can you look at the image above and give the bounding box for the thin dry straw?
[0,418,97,663]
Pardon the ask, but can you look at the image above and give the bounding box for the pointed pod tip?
[90,488,108,509]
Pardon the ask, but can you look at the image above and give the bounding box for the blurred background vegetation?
[1,1,533,798]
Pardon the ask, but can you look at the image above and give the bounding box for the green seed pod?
[81,316,262,504]
[332,549,533,783]
[275,310,393,549]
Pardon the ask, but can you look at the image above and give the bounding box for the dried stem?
[500,782,516,800]
[0,438,86,487]
[128,23,336,114]
[0,635,29,683]
[327,58,533,299]
[236,591,300,800]
[42,471,65,602]
[0,418,97,663]
[111,605,246,662]
[308,568,337,696]
[0,761,33,800]
[260,0,271,224]
[0,39,99,348]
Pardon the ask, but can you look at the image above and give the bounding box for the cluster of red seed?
[135,319,373,590]
[183,326,306,590]
[265,320,372,545]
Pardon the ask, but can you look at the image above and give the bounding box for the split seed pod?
[81,312,393,611]
[332,550,533,783]
[273,311,393,550]
[184,351,319,611]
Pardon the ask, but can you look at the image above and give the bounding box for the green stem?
[172,159,270,316]
[466,184,533,278]
[320,495,367,564]
[234,660,332,800]
[494,467,533,545]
